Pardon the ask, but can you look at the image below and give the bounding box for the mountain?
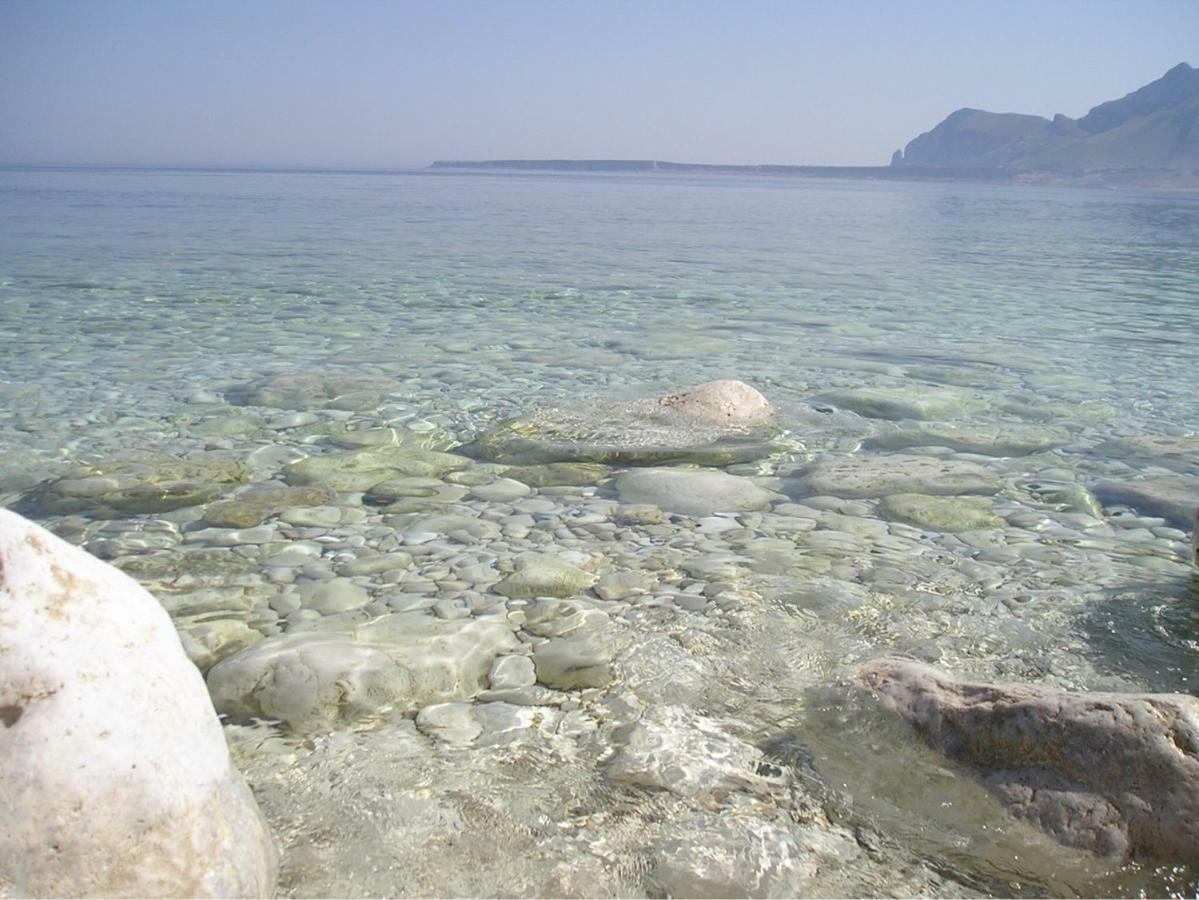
[893,63,1199,187]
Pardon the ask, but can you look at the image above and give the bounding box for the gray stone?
[867,422,1069,456]
[533,631,617,689]
[494,553,595,598]
[815,385,985,420]
[616,467,776,516]
[594,571,653,601]
[787,454,1001,499]
[879,493,1003,532]
[859,658,1199,863]
[651,817,815,899]
[1093,476,1199,529]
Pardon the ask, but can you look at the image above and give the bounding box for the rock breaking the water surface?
[858,658,1199,865]
[0,509,277,898]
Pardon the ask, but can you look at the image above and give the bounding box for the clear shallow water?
[2,168,1199,897]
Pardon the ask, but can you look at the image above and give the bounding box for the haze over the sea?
[1,0,1196,170]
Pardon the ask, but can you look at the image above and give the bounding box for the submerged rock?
[650,816,816,899]
[616,467,777,516]
[815,385,985,420]
[225,371,398,410]
[502,462,613,487]
[1093,475,1199,529]
[208,614,519,730]
[466,380,780,466]
[606,705,788,805]
[494,552,595,599]
[0,509,276,897]
[787,454,1001,499]
[282,446,470,492]
[21,451,248,517]
[1094,435,1199,474]
[203,483,336,528]
[858,658,1199,864]
[867,422,1069,456]
[879,493,1003,532]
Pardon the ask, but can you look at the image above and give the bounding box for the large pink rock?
[859,658,1199,864]
[0,509,277,897]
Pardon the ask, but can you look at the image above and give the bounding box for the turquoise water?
[2,168,1198,897]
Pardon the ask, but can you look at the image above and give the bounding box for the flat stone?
[879,493,1003,532]
[208,615,519,730]
[203,485,336,528]
[859,658,1199,863]
[21,452,248,518]
[1093,476,1199,529]
[405,514,501,543]
[815,385,985,420]
[503,463,613,487]
[177,618,265,672]
[225,372,398,410]
[594,571,653,601]
[466,381,779,467]
[787,454,1001,499]
[488,654,537,690]
[283,446,470,492]
[651,816,815,899]
[1094,435,1199,473]
[533,631,617,689]
[615,467,776,516]
[0,509,277,897]
[606,705,787,803]
[297,579,370,614]
[494,553,595,598]
[468,478,532,503]
[867,422,1069,456]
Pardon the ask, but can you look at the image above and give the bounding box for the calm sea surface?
[2,168,1198,897]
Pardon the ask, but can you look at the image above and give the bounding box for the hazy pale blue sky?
[1,0,1196,169]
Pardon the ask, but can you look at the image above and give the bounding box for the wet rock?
[415,702,482,746]
[1093,476,1199,530]
[815,385,985,420]
[494,553,595,598]
[21,452,248,517]
[209,615,519,730]
[533,630,617,689]
[297,579,370,614]
[858,658,1199,863]
[202,484,336,528]
[488,654,537,690]
[468,477,532,502]
[177,618,265,672]
[365,477,468,504]
[615,467,777,516]
[400,513,501,543]
[1021,479,1104,517]
[0,509,277,897]
[282,446,469,491]
[655,379,775,426]
[1094,435,1199,473]
[594,570,653,601]
[466,381,780,467]
[225,371,398,410]
[328,425,455,451]
[867,422,1069,456]
[650,816,815,899]
[502,462,613,487]
[879,493,1003,532]
[787,454,1001,499]
[606,705,787,804]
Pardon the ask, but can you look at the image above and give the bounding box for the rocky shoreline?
[3,377,1198,897]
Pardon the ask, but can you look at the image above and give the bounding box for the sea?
[1,167,1198,897]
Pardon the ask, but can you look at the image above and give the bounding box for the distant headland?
[433,63,1198,190]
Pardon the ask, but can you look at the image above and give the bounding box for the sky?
[1,0,1196,170]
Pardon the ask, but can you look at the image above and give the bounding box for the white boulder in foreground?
[0,508,277,898]
[859,658,1199,864]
